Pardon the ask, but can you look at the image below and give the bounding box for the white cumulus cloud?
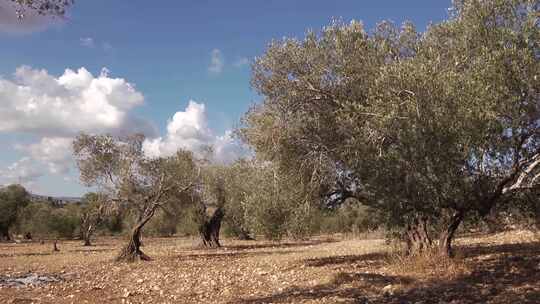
[208,49,224,74]
[143,101,249,163]
[16,137,73,174]
[0,157,43,184]
[0,65,156,189]
[0,65,155,137]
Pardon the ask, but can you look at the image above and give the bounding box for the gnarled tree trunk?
[404,216,432,255]
[116,207,155,262]
[199,206,224,248]
[403,211,465,257]
[438,210,464,257]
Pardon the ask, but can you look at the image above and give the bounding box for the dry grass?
[384,248,471,281]
[0,231,539,303]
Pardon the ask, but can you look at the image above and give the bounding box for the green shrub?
[17,202,81,239]
[146,209,178,237]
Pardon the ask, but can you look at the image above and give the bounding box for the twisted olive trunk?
[199,207,224,248]
[116,207,156,262]
[438,210,464,257]
[403,211,464,257]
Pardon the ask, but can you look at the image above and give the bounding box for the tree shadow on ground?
[171,249,299,262]
[0,252,54,258]
[229,271,411,304]
[232,241,540,304]
[67,248,115,253]
[217,239,338,252]
[303,252,389,268]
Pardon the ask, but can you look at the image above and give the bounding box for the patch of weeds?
[385,248,470,281]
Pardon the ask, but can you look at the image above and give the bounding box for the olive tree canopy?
[0,184,30,241]
[242,0,539,256]
[73,133,200,261]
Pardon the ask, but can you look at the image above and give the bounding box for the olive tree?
[73,133,199,262]
[195,160,257,247]
[195,158,320,243]
[79,192,107,246]
[242,0,539,256]
[196,171,226,247]
[220,160,256,240]
[231,159,321,240]
[0,184,30,241]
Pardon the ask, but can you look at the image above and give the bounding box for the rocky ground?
[0,231,539,304]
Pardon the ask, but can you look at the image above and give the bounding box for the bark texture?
[438,211,464,257]
[199,206,224,248]
[116,208,155,262]
[404,217,432,255]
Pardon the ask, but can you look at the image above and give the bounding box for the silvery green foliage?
[243,0,539,233]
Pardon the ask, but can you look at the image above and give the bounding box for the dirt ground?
[0,231,539,304]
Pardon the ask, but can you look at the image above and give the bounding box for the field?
[1,231,539,304]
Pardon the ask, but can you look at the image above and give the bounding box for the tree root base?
[115,244,151,262]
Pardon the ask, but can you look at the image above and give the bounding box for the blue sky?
[0,0,452,196]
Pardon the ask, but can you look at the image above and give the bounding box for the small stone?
[382,284,394,296]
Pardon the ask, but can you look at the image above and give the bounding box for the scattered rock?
[0,273,62,288]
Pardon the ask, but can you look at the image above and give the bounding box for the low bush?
[385,247,470,280]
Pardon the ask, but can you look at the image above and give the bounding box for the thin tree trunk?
[438,211,464,257]
[83,230,92,246]
[116,208,155,262]
[81,205,104,246]
[82,221,101,246]
[199,207,224,248]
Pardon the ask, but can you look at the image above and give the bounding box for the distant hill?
[29,193,83,205]
[0,185,82,205]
